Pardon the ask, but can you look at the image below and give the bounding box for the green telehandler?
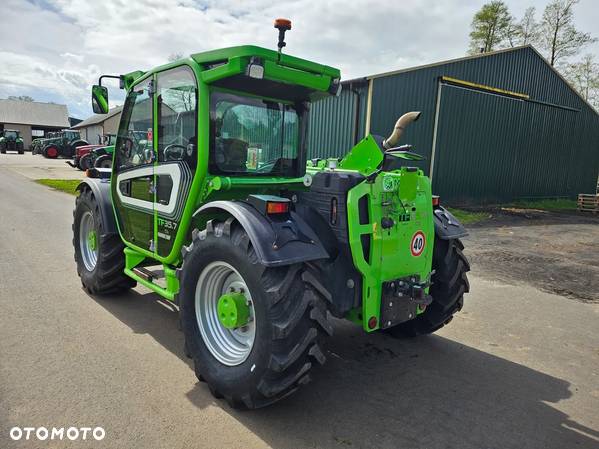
[73,19,469,409]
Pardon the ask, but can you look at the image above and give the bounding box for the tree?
[565,54,599,108]
[8,95,34,102]
[468,1,513,54]
[539,0,596,66]
[515,7,539,46]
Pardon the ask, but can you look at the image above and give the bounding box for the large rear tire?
[43,145,59,159]
[72,187,136,294]
[178,219,333,409]
[386,237,470,338]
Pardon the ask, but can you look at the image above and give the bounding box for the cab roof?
[123,45,341,102]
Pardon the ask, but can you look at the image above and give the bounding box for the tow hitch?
[380,275,433,329]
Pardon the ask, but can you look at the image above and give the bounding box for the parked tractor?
[0,129,25,154]
[68,134,116,170]
[73,20,469,409]
[31,133,56,155]
[90,144,115,169]
[42,130,88,159]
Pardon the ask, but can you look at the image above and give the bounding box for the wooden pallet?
[578,194,599,213]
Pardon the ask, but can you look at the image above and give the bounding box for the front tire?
[94,154,112,169]
[386,237,470,338]
[79,154,93,171]
[72,187,135,294]
[179,220,333,409]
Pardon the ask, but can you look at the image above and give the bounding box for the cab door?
[112,77,156,252]
[154,66,198,258]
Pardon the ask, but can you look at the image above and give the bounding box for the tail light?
[247,194,291,216]
[432,195,440,207]
[266,201,289,215]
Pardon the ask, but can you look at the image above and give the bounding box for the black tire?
[179,219,333,409]
[66,140,88,158]
[72,187,136,294]
[79,154,93,171]
[386,237,470,338]
[94,154,112,169]
[43,145,59,159]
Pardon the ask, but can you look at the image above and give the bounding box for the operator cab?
[210,91,305,177]
[3,130,19,139]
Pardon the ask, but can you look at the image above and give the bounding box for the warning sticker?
[410,231,426,257]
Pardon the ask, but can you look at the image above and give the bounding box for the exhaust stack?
[382,111,421,149]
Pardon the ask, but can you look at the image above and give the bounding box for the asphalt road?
[1,159,598,449]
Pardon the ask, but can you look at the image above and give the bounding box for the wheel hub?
[195,261,256,366]
[217,292,250,329]
[87,231,97,251]
[79,211,98,271]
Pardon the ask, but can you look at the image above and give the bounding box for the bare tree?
[565,54,599,108]
[468,1,513,54]
[539,0,596,66]
[161,52,194,112]
[516,7,539,46]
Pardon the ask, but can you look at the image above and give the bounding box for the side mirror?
[92,85,109,114]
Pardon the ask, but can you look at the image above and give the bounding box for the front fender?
[433,206,468,240]
[193,200,329,267]
[76,178,117,234]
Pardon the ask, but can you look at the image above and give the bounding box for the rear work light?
[432,195,440,207]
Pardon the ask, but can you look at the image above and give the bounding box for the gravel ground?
[465,209,599,303]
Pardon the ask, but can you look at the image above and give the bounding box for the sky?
[1,0,597,119]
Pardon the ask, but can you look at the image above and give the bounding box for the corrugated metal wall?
[307,83,367,159]
[309,46,599,204]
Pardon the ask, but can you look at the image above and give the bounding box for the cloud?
[2,0,598,118]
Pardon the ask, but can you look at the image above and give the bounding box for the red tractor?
[67,134,116,170]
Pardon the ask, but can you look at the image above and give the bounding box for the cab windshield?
[4,131,17,139]
[64,131,80,140]
[209,92,303,177]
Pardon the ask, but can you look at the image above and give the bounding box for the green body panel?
[307,136,434,331]
[346,168,434,331]
[337,135,384,175]
[100,45,435,332]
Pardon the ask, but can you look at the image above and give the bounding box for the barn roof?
[0,99,70,127]
[71,105,123,129]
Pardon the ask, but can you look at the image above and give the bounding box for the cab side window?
[115,78,154,171]
[157,66,197,165]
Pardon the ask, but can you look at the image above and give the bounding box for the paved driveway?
[1,160,598,449]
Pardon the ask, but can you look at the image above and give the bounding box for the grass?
[446,207,489,225]
[35,179,80,195]
[505,198,577,211]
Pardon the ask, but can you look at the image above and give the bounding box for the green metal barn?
[308,45,599,204]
